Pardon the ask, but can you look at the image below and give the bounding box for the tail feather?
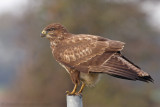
[102,53,154,83]
[138,75,154,83]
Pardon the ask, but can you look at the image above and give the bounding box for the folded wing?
[53,34,153,82]
[89,52,153,82]
[53,34,124,67]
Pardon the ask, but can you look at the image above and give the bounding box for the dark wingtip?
[139,75,154,83]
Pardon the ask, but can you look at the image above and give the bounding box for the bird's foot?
[66,91,82,96]
[66,84,78,95]
[75,92,82,96]
[66,91,76,95]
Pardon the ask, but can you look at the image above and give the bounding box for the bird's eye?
[47,28,55,31]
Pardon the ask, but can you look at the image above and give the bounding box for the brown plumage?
[41,23,153,95]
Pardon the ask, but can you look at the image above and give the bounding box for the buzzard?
[41,23,153,95]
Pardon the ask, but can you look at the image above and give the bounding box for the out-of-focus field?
[0,0,160,107]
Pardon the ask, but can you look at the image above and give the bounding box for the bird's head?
[41,23,68,40]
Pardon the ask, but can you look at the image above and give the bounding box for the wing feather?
[53,35,124,67]
[89,53,153,82]
[52,34,153,82]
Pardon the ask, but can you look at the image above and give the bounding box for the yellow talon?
[66,84,78,95]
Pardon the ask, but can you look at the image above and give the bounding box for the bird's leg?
[77,82,85,94]
[66,83,78,95]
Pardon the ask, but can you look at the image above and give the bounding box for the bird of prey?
[41,23,153,95]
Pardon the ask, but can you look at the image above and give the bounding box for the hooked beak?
[41,30,47,37]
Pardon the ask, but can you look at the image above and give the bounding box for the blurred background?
[0,0,160,107]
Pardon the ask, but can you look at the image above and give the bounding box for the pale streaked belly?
[80,72,100,87]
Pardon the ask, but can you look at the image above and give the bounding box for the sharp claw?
[66,91,76,95]
[66,91,83,96]
[66,84,78,95]
[75,92,82,96]
[75,92,79,95]
[66,91,70,95]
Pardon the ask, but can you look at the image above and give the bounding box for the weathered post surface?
[66,95,83,107]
